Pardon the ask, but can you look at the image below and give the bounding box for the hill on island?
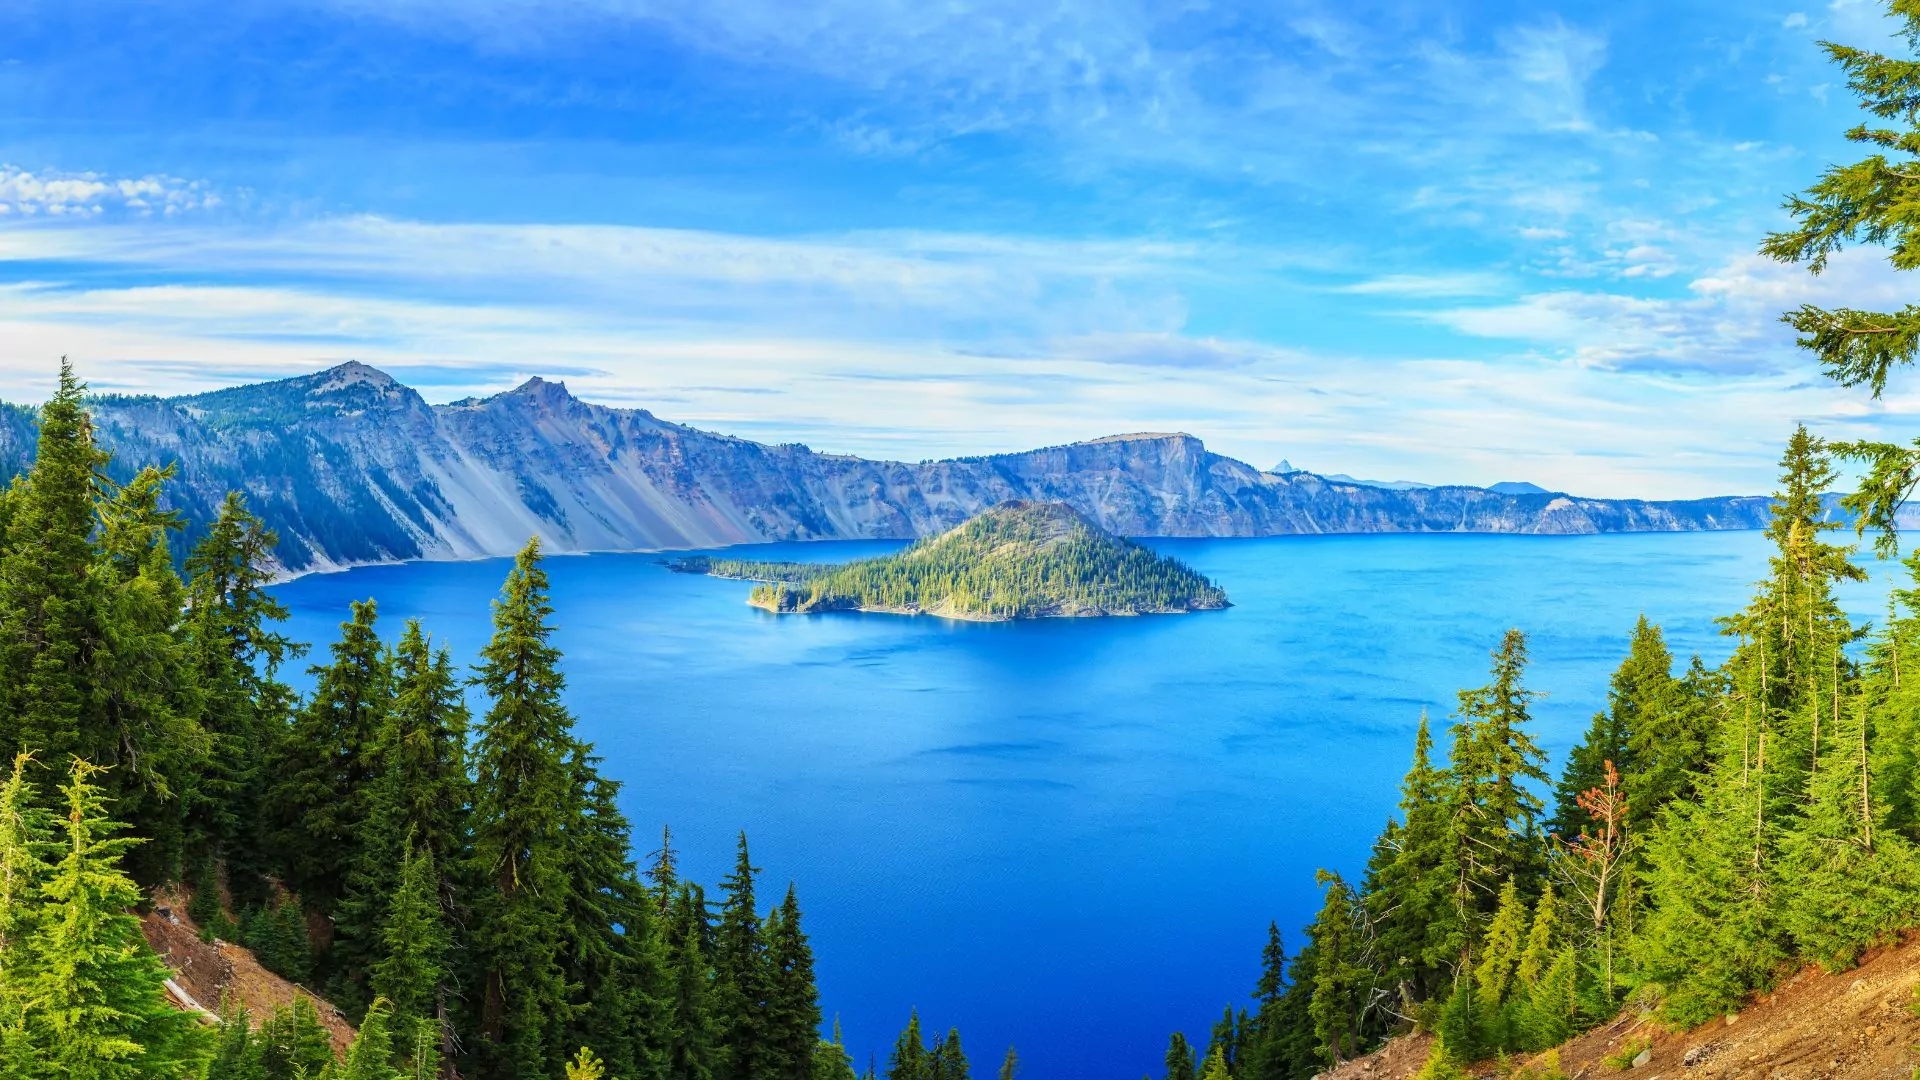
[678,501,1229,620]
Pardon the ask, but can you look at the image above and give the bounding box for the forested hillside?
[1159,10,1920,1077]
[1165,428,1920,1080]
[0,364,980,1080]
[689,500,1229,619]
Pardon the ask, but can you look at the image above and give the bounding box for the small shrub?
[1601,1036,1650,1071]
[1412,1042,1470,1080]
[1509,1050,1569,1080]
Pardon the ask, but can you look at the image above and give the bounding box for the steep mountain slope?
[0,363,1776,574]
[694,500,1230,619]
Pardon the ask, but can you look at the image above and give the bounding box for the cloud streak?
[0,166,221,218]
[0,202,1902,501]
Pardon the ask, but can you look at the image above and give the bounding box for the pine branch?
[1831,438,1920,555]
[1779,304,1920,395]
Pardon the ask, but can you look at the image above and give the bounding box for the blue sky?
[2,0,1916,497]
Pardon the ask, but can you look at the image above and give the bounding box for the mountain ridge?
[0,362,1781,576]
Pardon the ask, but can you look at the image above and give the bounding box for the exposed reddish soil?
[142,884,356,1055]
[1320,1031,1435,1078]
[1321,934,1920,1080]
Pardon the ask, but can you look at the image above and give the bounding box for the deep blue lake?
[268,531,1894,1080]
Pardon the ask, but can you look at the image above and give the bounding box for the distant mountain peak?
[1486,481,1551,496]
[173,359,420,426]
[1080,432,1199,446]
[316,360,399,388]
[1322,473,1434,491]
[500,375,581,408]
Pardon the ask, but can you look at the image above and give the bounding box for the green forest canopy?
[685,500,1228,619]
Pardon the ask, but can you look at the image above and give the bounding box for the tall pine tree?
[468,539,584,1080]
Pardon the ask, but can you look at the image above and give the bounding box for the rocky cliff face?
[0,363,1775,574]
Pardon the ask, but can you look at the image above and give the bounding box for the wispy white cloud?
[0,216,1210,342]
[0,166,221,218]
[0,206,1899,500]
[1337,273,1506,298]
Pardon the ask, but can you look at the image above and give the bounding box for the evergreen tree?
[1202,1007,1238,1077]
[1304,871,1368,1067]
[1241,923,1289,1080]
[468,539,584,1079]
[813,1021,859,1080]
[0,360,109,771]
[886,1013,927,1080]
[566,1048,610,1080]
[1261,947,1321,1080]
[996,1047,1016,1080]
[1636,713,1786,1025]
[1520,948,1578,1051]
[180,492,299,902]
[0,752,53,1079]
[1162,1032,1196,1080]
[1445,632,1549,950]
[767,885,823,1080]
[330,998,402,1080]
[564,763,671,1080]
[207,1000,268,1080]
[928,1029,967,1080]
[1639,433,1857,1024]
[247,892,314,986]
[1366,713,1455,1004]
[269,599,391,913]
[649,825,680,915]
[338,619,471,994]
[1867,551,1920,835]
[1471,878,1526,1012]
[1779,694,1920,968]
[1623,655,1717,832]
[258,997,336,1080]
[1548,715,1626,846]
[1432,983,1484,1066]
[664,885,718,1080]
[713,833,771,1080]
[91,463,204,884]
[1254,922,1286,1015]
[1548,617,1681,839]
[369,837,452,1066]
[14,758,209,1078]
[1514,883,1558,990]
[1761,2,1920,551]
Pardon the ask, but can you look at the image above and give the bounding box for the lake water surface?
[269,531,1892,1080]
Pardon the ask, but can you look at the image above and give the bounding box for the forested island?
[673,501,1229,620]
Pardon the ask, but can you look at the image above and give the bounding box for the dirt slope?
[142,885,356,1054]
[1321,934,1920,1080]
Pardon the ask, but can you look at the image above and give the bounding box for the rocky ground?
[1320,934,1920,1079]
[143,884,356,1053]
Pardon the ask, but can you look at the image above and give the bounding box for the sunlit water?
[269,531,1893,1080]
